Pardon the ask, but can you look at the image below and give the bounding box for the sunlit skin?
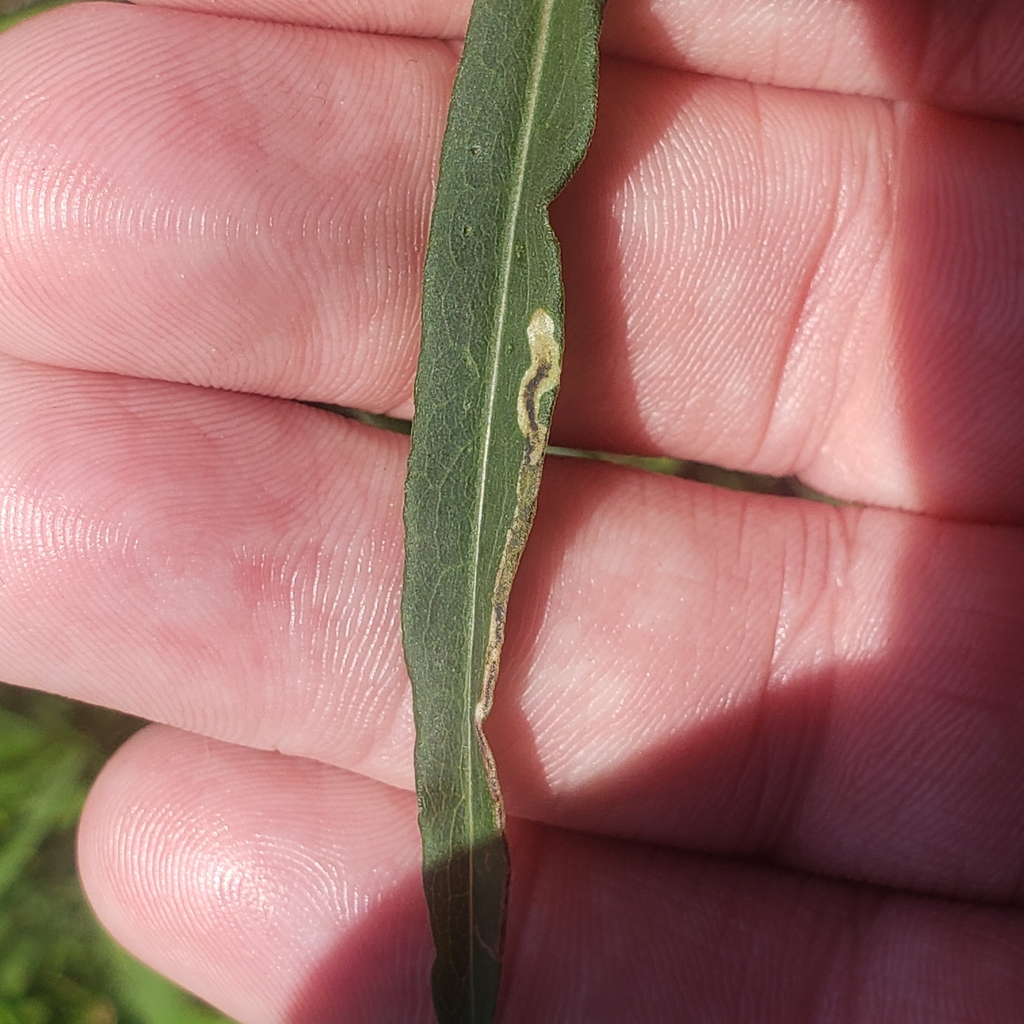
[2,1,1024,1020]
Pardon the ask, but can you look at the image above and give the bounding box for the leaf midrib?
[460,0,557,998]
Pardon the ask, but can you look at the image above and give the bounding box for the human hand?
[2,1,1024,1020]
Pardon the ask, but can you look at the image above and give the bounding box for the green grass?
[0,684,237,1024]
[0,0,83,32]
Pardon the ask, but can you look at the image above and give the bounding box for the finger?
[132,0,1024,120]
[0,356,413,784]
[80,726,1024,1024]
[501,457,1024,906]
[4,7,1024,521]
[602,0,1024,121]
[0,4,452,410]
[552,70,1024,522]
[79,727,428,1024]
[7,357,1024,902]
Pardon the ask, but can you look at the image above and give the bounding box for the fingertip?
[78,726,427,1022]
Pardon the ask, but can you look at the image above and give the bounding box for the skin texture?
[2,0,1024,1020]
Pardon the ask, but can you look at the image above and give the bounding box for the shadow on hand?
[861,0,1024,522]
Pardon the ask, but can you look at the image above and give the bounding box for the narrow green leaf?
[401,0,603,1021]
[0,746,85,901]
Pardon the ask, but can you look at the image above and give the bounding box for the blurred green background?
[0,0,82,30]
[0,685,235,1024]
